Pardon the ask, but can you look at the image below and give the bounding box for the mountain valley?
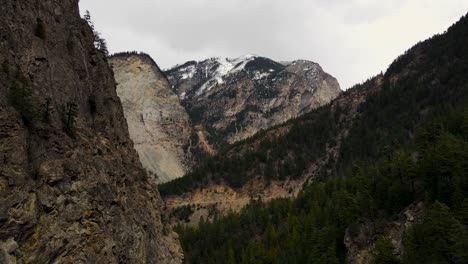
[0,1,466,263]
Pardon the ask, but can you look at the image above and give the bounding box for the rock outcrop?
[110,53,192,183]
[344,202,425,264]
[0,0,181,263]
[166,55,341,149]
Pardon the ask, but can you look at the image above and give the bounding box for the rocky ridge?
[165,55,341,149]
[0,1,181,263]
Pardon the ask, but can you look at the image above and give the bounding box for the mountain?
[109,53,193,183]
[165,55,341,150]
[109,53,340,183]
[0,1,180,263]
[162,13,468,263]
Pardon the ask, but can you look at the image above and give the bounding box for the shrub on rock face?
[8,69,35,122]
[35,18,45,39]
[63,102,79,136]
[83,10,109,57]
[373,236,400,264]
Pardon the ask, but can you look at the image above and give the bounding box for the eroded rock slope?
[110,53,192,183]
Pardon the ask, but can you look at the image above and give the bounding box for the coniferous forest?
[163,14,468,264]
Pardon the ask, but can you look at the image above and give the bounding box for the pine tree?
[35,18,46,39]
[83,10,94,30]
[64,102,79,135]
[9,70,34,121]
[83,10,109,56]
[226,243,235,264]
[373,236,400,264]
[404,201,468,263]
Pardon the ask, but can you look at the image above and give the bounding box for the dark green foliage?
[185,104,207,123]
[83,10,109,56]
[171,205,194,223]
[8,68,35,122]
[34,18,45,39]
[94,33,109,57]
[177,107,468,263]
[403,202,468,264]
[244,57,285,72]
[223,89,237,99]
[88,95,97,116]
[63,102,79,136]
[83,10,94,30]
[374,236,401,264]
[235,104,261,122]
[2,61,10,75]
[41,98,52,123]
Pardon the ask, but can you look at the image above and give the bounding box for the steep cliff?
[0,0,181,263]
[166,55,341,149]
[110,53,192,183]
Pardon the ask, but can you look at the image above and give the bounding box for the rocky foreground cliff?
[0,0,181,263]
[110,53,192,183]
[166,55,341,150]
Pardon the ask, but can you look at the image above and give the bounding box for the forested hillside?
[168,13,468,263]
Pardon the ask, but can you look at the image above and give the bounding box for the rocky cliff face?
[110,54,192,183]
[166,55,341,149]
[0,0,181,263]
[344,202,425,263]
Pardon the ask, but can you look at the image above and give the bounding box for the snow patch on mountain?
[166,55,332,101]
[193,55,258,96]
[180,64,196,80]
[253,72,270,80]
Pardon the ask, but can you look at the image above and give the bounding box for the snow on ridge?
[180,65,196,80]
[230,55,257,74]
[195,54,259,96]
[213,54,258,77]
[171,54,292,97]
[253,72,270,80]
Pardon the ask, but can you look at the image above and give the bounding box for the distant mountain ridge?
[165,54,284,100]
[165,54,341,149]
[109,53,341,183]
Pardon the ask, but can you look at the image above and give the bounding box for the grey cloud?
[79,0,468,89]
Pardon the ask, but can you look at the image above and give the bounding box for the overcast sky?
[78,0,468,89]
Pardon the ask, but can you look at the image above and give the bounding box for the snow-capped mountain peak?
[165,54,287,99]
[194,55,260,95]
[164,54,341,147]
[165,54,336,102]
